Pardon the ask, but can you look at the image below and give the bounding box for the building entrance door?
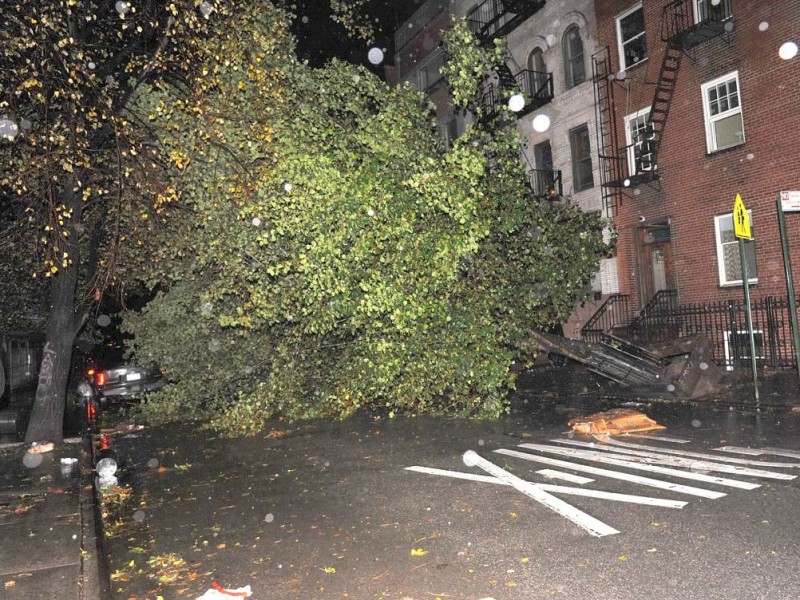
[638,224,675,304]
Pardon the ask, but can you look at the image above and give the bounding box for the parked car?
[77,360,166,405]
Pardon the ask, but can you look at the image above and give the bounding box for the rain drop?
[0,118,19,141]
[758,22,769,32]
[666,383,676,392]
[301,16,309,24]
[20,118,32,130]
[133,509,146,522]
[97,314,112,327]
[746,153,754,160]
[209,339,222,353]
[200,302,213,316]
[115,1,130,15]
[284,182,293,193]
[199,1,213,18]
[88,61,96,70]
[22,452,43,469]
[367,208,375,217]
[368,47,384,65]
[252,217,261,227]
[478,439,485,446]
[147,457,159,468]
[264,513,274,523]
[691,419,701,428]
[532,113,550,133]
[463,450,479,467]
[779,42,798,61]
[508,93,525,112]
[699,362,709,371]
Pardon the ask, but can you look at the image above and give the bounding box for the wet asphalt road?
[98,384,800,600]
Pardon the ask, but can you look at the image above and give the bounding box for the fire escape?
[593,0,733,212]
[465,0,560,200]
[584,0,732,344]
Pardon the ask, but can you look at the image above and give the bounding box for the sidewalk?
[0,437,106,600]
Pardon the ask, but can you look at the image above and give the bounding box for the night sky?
[292,0,424,74]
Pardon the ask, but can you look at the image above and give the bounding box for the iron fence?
[629,295,800,371]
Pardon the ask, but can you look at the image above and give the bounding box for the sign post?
[733,193,759,405]
[777,191,800,382]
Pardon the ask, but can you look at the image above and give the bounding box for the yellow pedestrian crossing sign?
[733,193,752,239]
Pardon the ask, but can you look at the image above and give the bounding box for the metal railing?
[479,70,554,120]
[529,168,562,199]
[629,295,800,370]
[627,290,678,344]
[581,294,633,343]
[661,0,732,42]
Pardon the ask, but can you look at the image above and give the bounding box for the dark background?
[292,0,424,74]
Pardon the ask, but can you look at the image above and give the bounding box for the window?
[415,51,446,92]
[702,71,744,152]
[562,25,586,89]
[724,330,764,371]
[617,3,647,71]
[624,107,656,174]
[694,0,732,23]
[715,211,757,286]
[528,47,549,97]
[569,124,594,192]
[438,115,459,149]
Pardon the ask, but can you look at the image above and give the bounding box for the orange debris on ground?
[567,409,666,436]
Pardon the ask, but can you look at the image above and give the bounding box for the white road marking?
[713,446,765,456]
[594,436,800,469]
[494,448,726,499]
[519,444,764,488]
[536,469,594,484]
[622,434,691,443]
[404,466,687,508]
[462,451,620,537]
[550,440,795,480]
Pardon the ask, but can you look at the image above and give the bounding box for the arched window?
[528,47,548,96]
[563,25,586,89]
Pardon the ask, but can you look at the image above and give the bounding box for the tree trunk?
[24,277,78,443]
[25,181,82,444]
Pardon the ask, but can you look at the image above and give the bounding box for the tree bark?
[25,181,82,444]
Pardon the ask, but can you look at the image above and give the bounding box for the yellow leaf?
[321,566,336,573]
[410,548,428,556]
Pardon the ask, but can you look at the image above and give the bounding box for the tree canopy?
[1,0,610,439]
[115,3,609,434]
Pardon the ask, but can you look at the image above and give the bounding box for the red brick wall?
[595,0,800,308]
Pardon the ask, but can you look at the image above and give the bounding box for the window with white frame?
[724,329,764,371]
[702,71,745,152]
[617,3,647,71]
[715,211,757,286]
[624,107,656,174]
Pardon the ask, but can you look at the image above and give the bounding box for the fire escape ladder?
[592,47,624,212]
[641,41,683,177]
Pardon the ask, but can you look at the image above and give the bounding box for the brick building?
[591,0,800,368]
[393,0,800,369]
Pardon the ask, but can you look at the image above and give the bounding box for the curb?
[79,434,110,600]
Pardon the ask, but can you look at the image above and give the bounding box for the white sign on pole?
[780,190,800,212]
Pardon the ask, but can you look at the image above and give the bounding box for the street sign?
[780,190,800,212]
[733,193,752,239]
